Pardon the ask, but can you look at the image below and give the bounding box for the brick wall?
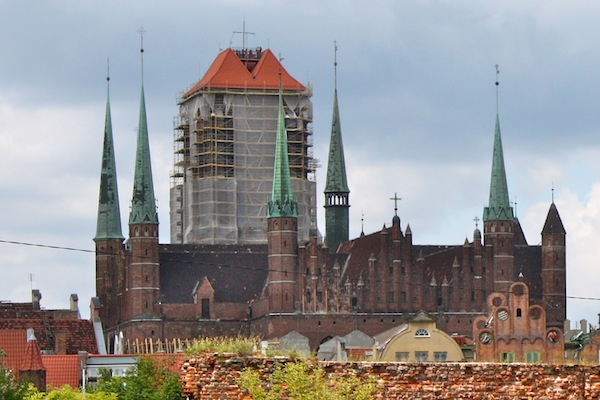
[180,354,600,399]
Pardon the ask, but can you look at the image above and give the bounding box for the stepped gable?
[159,244,269,304]
[183,48,305,98]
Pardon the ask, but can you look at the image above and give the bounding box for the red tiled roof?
[0,319,98,354]
[183,48,306,98]
[20,338,45,371]
[0,330,27,372]
[42,355,80,389]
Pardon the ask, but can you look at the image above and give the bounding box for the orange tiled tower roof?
[183,48,306,98]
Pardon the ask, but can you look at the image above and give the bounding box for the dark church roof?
[337,223,544,301]
[159,244,268,304]
[542,202,566,235]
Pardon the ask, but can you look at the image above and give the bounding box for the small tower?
[483,67,515,294]
[541,199,566,328]
[324,43,350,253]
[266,83,298,312]
[125,38,160,323]
[94,69,125,330]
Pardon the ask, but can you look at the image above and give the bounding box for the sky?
[1,0,599,328]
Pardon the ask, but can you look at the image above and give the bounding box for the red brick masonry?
[180,354,600,399]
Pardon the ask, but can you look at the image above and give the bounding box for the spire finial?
[106,58,110,83]
[513,197,518,217]
[495,64,500,112]
[390,193,401,217]
[334,40,338,90]
[138,27,145,82]
[474,216,480,229]
[552,183,555,203]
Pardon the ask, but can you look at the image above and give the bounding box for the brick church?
[93,46,566,350]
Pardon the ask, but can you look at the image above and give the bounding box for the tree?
[90,357,182,400]
[238,360,378,400]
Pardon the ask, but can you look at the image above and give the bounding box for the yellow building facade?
[375,311,464,362]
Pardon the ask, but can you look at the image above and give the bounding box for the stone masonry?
[180,354,600,399]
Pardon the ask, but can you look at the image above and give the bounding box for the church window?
[415,328,430,337]
[471,291,475,301]
[306,291,311,303]
[317,292,322,303]
[145,301,148,309]
[387,291,394,303]
[351,297,358,309]
[388,266,393,275]
[516,308,522,318]
[401,266,406,275]
[401,292,407,302]
[395,352,409,361]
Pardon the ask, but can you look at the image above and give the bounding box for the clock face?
[480,332,492,344]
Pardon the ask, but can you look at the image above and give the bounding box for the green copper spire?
[128,82,159,225]
[325,89,349,194]
[324,44,350,252]
[483,111,514,222]
[95,76,124,240]
[267,88,297,218]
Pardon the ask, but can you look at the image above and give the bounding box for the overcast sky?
[1,1,599,328]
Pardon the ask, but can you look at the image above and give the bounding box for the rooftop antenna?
[138,27,145,83]
[390,193,401,217]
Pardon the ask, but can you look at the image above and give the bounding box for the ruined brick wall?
[180,354,600,399]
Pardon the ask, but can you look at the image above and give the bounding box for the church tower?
[266,84,298,312]
[482,71,515,294]
[94,71,125,330]
[124,43,160,324]
[324,45,350,253]
[541,200,566,328]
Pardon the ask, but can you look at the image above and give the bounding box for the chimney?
[70,294,80,318]
[32,290,42,310]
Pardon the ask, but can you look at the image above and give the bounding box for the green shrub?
[238,360,378,400]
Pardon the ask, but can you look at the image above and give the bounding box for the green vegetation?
[88,357,182,400]
[238,360,379,400]
[185,335,259,356]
